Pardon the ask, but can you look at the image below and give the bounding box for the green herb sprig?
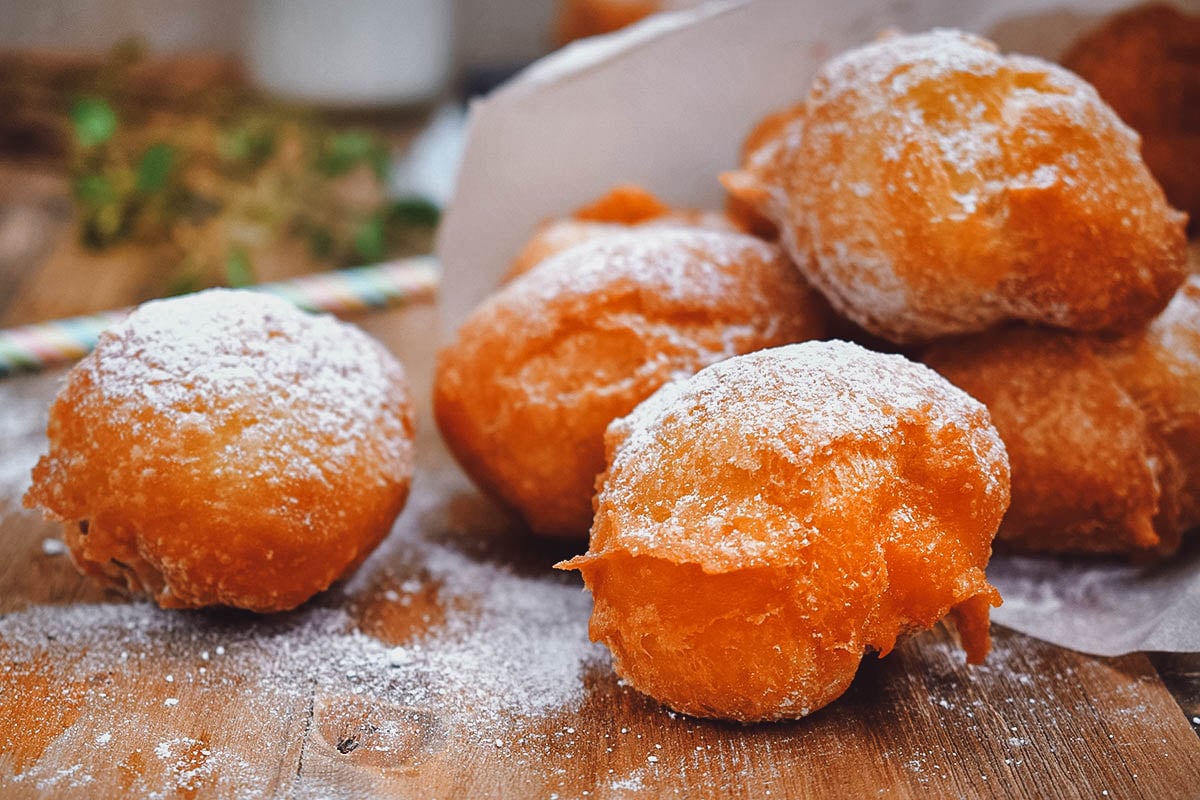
[64,43,439,292]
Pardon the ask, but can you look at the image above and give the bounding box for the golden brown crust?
[23,290,415,612]
[1098,276,1200,534]
[916,278,1200,561]
[731,29,1188,344]
[1062,3,1200,230]
[435,227,829,539]
[925,329,1176,556]
[571,183,672,224]
[924,278,1200,559]
[504,185,743,282]
[720,103,805,240]
[560,341,1009,721]
[506,218,627,281]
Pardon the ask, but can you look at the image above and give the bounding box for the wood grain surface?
[0,303,1198,800]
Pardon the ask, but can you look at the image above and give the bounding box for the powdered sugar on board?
[0,455,613,793]
[0,560,600,725]
[1,470,607,724]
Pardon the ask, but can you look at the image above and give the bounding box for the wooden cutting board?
[1,304,1198,800]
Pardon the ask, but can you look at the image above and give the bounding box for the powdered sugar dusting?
[517,227,783,308]
[619,340,992,461]
[598,340,1007,566]
[810,30,1013,216]
[772,27,1169,343]
[0,483,610,793]
[818,30,999,100]
[1149,276,1200,370]
[75,289,408,483]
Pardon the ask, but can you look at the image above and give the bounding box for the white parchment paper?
[435,0,1200,655]
[987,544,1200,656]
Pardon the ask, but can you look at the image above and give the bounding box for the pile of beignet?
[720,28,1194,559]
[435,23,1195,722]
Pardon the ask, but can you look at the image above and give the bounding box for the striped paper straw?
[260,256,439,314]
[0,256,439,377]
[0,310,129,376]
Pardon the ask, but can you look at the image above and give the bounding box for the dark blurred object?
[1063,3,1200,233]
[461,64,529,100]
[554,0,662,46]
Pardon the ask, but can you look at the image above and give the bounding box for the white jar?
[246,0,454,106]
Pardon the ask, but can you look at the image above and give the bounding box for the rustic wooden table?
[1,163,1199,800]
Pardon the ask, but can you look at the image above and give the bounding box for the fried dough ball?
[24,290,415,612]
[435,227,829,539]
[723,29,1188,344]
[506,184,740,281]
[1063,4,1200,228]
[1099,275,1200,536]
[925,279,1200,556]
[721,103,804,240]
[560,341,1008,721]
[925,330,1179,556]
[571,183,672,224]
[507,218,627,280]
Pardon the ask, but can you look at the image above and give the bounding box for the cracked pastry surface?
[560,340,1009,721]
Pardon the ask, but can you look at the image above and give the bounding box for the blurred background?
[1,0,1194,337]
[0,0,692,326]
